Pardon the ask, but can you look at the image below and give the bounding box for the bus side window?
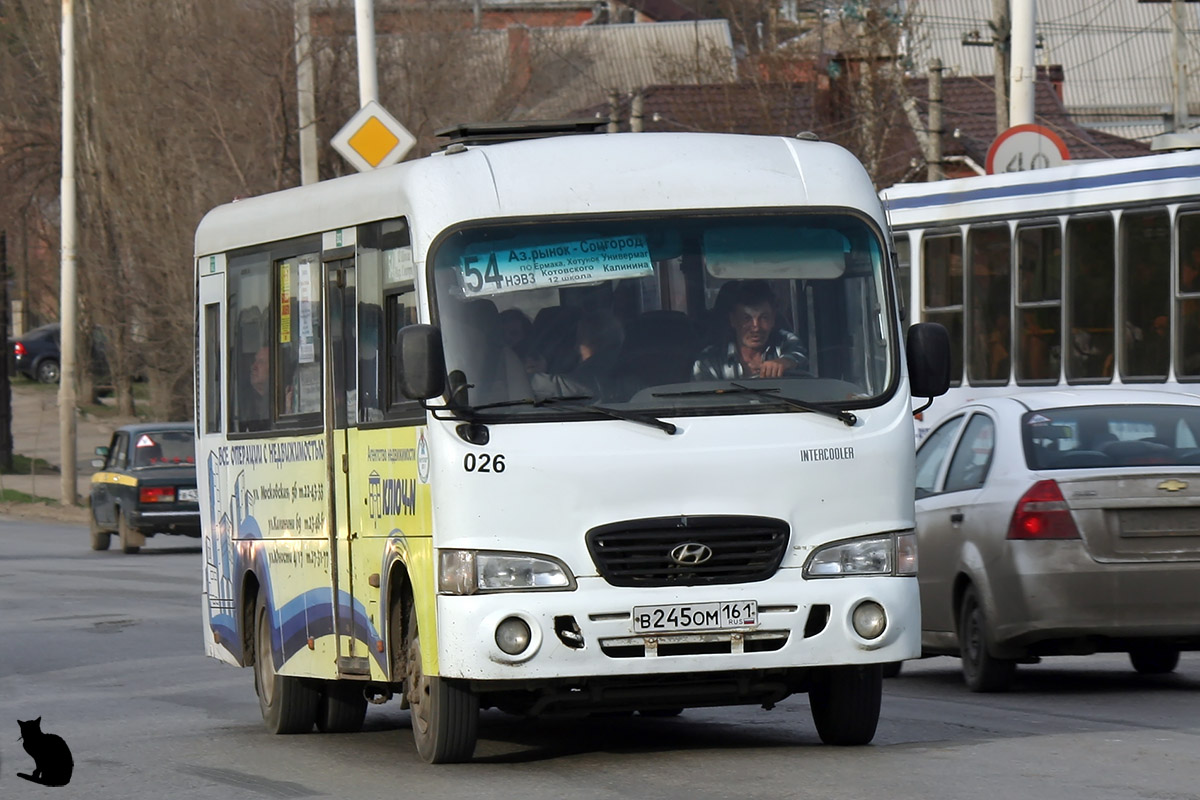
[922,232,963,386]
[1120,209,1170,381]
[204,303,222,433]
[1015,223,1061,384]
[229,251,271,434]
[1066,215,1114,383]
[1175,211,1200,380]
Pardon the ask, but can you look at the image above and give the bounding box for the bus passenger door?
[325,257,369,675]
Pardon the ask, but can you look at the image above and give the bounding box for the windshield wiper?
[654,382,856,426]
[473,395,677,435]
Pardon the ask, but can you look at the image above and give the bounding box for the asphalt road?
[2,519,1199,800]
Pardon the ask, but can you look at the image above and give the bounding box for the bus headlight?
[439,550,575,594]
[804,532,917,578]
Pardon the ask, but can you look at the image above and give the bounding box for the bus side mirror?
[906,322,951,400]
[397,324,446,401]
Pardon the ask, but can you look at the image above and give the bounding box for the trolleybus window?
[967,225,1010,385]
[1016,223,1061,384]
[921,232,963,385]
[1066,215,1115,382]
[1121,209,1170,381]
[1175,211,1200,380]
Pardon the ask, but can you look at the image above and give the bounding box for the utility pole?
[1171,0,1189,131]
[1009,0,1036,127]
[355,0,379,107]
[0,232,12,474]
[928,58,944,181]
[59,0,78,506]
[993,0,1010,134]
[296,0,318,185]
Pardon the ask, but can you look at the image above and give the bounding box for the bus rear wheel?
[254,593,319,734]
[405,605,478,763]
[808,664,882,746]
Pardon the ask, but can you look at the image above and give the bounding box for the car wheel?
[117,510,140,555]
[36,359,59,384]
[958,587,1016,692]
[1129,645,1180,675]
[406,604,478,763]
[316,681,368,733]
[808,664,882,745]
[89,511,111,551]
[254,593,319,734]
[881,661,903,679]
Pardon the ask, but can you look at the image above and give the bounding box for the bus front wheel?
[808,664,882,745]
[405,605,478,763]
[254,593,319,734]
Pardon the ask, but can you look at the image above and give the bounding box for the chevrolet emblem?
[1157,479,1189,492]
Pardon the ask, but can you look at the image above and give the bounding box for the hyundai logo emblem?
[670,542,713,565]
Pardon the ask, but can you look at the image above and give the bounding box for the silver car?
[913,389,1200,691]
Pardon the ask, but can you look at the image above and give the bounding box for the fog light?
[852,601,886,640]
[495,617,532,655]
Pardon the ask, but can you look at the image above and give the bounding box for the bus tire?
[958,587,1016,692]
[808,664,882,746]
[316,681,368,733]
[89,513,111,551]
[117,511,140,554]
[254,593,319,734]
[406,605,478,763]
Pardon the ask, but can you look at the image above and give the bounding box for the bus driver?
[692,280,807,380]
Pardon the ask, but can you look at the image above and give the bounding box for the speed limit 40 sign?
[985,124,1070,174]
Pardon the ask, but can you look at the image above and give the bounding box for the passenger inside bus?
[692,280,807,380]
[530,310,625,401]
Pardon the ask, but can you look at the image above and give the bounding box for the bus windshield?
[430,212,896,418]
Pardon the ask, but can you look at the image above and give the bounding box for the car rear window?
[132,430,196,468]
[1023,404,1200,470]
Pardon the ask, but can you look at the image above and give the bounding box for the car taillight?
[1007,479,1080,540]
[13,342,25,357]
[140,486,176,503]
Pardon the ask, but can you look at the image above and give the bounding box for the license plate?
[178,488,198,502]
[632,601,758,634]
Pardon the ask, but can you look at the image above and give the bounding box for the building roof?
[906,70,1151,170]
[577,68,1149,187]
[493,19,737,117]
[910,0,1200,142]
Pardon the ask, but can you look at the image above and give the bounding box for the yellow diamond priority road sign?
[332,101,416,173]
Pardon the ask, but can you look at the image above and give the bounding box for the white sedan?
[912,389,1200,691]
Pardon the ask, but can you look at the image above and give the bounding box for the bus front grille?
[585,515,790,587]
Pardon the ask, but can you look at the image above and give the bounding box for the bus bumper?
[435,572,919,681]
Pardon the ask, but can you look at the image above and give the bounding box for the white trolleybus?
[195,122,949,762]
[881,147,1200,441]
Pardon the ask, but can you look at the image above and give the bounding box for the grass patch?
[0,486,58,504]
[0,453,59,475]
